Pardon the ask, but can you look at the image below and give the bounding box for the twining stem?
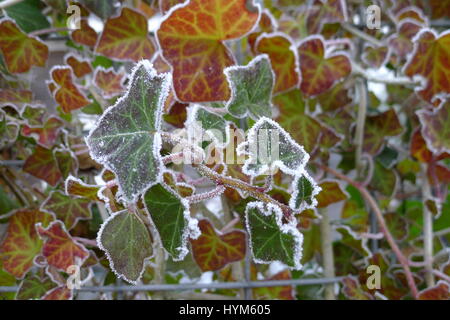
[354,78,367,179]
[315,163,419,299]
[319,207,336,300]
[29,27,71,37]
[194,163,296,220]
[421,165,435,287]
[341,23,383,47]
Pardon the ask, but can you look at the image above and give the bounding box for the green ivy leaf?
[289,171,321,211]
[224,54,274,119]
[189,105,229,147]
[239,117,309,177]
[87,60,171,202]
[5,0,50,33]
[16,274,57,300]
[245,202,302,269]
[97,209,152,284]
[143,183,199,261]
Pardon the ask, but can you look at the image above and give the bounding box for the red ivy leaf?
[404,29,450,103]
[341,276,373,300]
[23,146,62,186]
[21,116,64,149]
[70,18,97,47]
[190,219,246,272]
[37,221,89,271]
[51,67,91,113]
[65,54,92,78]
[306,0,348,34]
[41,191,92,230]
[95,8,155,62]
[363,109,402,155]
[316,180,347,208]
[253,270,294,300]
[157,0,260,102]
[298,36,351,97]
[65,176,101,201]
[388,20,422,58]
[418,281,449,300]
[0,19,49,73]
[0,209,53,278]
[362,45,390,69]
[41,286,73,300]
[417,101,450,154]
[0,89,32,104]
[256,33,299,93]
[93,67,127,99]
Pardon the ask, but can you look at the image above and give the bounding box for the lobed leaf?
[245,202,302,269]
[97,210,152,284]
[95,8,155,62]
[0,209,53,278]
[87,60,171,202]
[37,221,89,271]
[41,191,92,230]
[224,54,274,119]
[298,35,351,97]
[157,0,260,102]
[143,183,199,261]
[255,33,299,93]
[190,219,246,272]
[0,19,48,73]
[239,117,310,176]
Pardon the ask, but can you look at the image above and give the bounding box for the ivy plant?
[0,0,449,301]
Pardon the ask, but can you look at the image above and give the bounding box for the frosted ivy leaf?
[238,117,309,176]
[289,170,322,211]
[97,209,152,284]
[86,60,171,202]
[245,201,303,270]
[187,104,230,148]
[224,54,275,119]
[143,182,200,261]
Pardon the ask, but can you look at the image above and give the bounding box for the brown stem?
[194,164,295,220]
[29,27,71,37]
[315,163,419,299]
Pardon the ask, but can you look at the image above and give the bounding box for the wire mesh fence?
[0,276,343,293]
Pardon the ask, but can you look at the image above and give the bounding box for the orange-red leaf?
[23,146,62,186]
[95,8,155,62]
[42,286,73,300]
[37,221,89,271]
[93,67,126,98]
[190,219,246,271]
[363,109,402,155]
[0,209,53,278]
[316,180,347,208]
[253,270,294,300]
[65,54,92,78]
[404,29,450,103]
[65,176,101,201]
[388,20,422,58]
[70,18,97,47]
[0,19,48,73]
[50,66,90,113]
[306,0,348,34]
[256,33,299,93]
[0,89,32,104]
[157,0,260,102]
[298,36,351,97]
[21,116,63,149]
